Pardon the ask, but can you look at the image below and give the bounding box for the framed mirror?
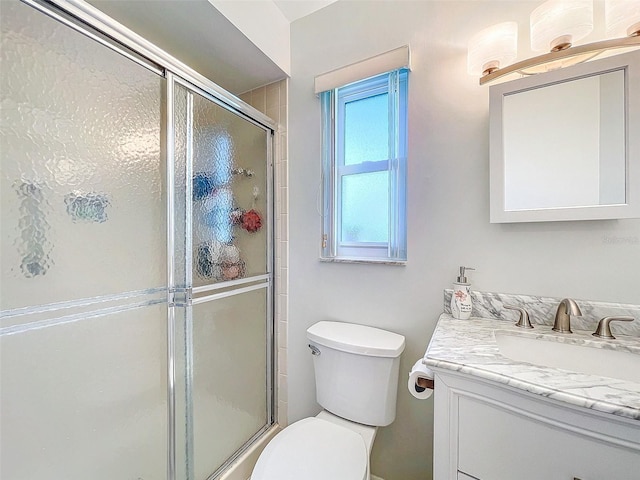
[490,50,640,223]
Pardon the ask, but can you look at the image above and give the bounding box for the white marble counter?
[424,314,640,421]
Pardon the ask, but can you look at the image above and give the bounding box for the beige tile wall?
[239,80,289,427]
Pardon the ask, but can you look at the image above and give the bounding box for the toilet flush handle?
[308,344,321,356]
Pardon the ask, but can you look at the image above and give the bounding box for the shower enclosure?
[0,1,275,479]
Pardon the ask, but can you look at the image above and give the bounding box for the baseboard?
[371,475,385,480]
[218,425,281,480]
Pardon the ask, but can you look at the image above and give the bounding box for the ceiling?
[273,0,338,22]
[87,0,289,95]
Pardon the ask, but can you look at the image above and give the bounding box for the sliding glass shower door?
[171,81,273,480]
[1,2,275,480]
[0,2,168,479]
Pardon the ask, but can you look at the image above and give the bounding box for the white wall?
[288,1,640,479]
[209,0,291,76]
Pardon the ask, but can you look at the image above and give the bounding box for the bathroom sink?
[494,330,640,383]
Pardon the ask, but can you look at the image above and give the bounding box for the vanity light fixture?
[530,0,593,52]
[467,22,518,77]
[471,0,640,86]
[606,0,640,37]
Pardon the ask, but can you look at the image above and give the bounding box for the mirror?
[503,70,625,210]
[490,51,640,223]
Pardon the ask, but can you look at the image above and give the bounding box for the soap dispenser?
[451,266,475,320]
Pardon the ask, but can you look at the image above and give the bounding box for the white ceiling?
[273,0,338,22]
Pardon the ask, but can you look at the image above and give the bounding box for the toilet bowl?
[251,411,375,480]
[251,321,405,480]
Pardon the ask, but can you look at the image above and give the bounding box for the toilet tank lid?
[307,321,405,357]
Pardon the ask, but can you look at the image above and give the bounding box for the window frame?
[321,69,408,263]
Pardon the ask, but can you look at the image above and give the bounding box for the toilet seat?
[251,417,368,480]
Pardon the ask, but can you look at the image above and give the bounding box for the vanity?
[425,293,640,480]
[429,30,640,480]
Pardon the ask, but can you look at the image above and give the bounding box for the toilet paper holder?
[408,359,435,399]
[415,377,434,393]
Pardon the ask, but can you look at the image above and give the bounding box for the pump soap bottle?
[451,266,475,320]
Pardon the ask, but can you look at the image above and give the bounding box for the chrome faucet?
[552,298,582,333]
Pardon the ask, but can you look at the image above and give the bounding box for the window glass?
[321,68,408,262]
[341,171,389,243]
[343,93,389,166]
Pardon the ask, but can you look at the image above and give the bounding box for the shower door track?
[24,0,276,132]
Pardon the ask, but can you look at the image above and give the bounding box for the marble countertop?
[424,314,640,421]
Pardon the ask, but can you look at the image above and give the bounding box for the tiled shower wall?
[239,81,289,426]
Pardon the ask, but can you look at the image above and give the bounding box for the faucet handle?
[503,304,533,329]
[592,316,634,339]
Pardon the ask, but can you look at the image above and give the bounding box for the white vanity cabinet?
[433,370,640,480]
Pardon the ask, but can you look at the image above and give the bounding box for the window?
[321,69,408,262]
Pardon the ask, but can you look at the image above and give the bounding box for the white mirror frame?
[490,50,640,223]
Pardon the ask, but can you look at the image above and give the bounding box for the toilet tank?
[306,321,406,427]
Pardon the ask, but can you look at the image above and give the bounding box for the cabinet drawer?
[458,395,640,480]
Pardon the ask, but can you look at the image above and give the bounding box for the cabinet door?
[458,396,640,480]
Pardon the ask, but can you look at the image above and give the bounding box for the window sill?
[319,257,407,266]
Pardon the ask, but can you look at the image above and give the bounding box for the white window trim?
[320,69,408,263]
[314,45,410,94]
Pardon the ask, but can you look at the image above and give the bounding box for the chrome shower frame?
[19,1,277,479]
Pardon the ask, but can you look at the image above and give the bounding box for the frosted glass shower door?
[192,288,269,479]
[172,81,273,479]
[0,2,166,311]
[2,1,274,479]
[0,304,169,479]
[0,2,168,479]
[190,90,270,287]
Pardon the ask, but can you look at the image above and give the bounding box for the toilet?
[251,321,406,480]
